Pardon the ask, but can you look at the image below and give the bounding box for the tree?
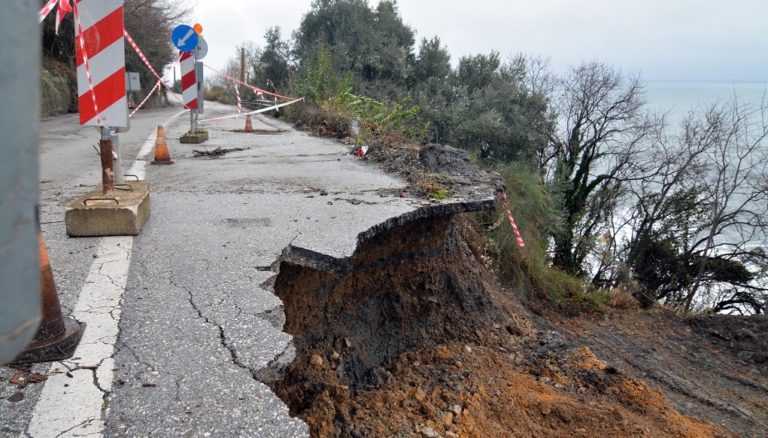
[621,101,768,313]
[254,27,291,91]
[410,37,451,85]
[123,0,190,97]
[544,62,658,277]
[293,0,414,89]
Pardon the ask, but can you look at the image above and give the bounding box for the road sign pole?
[99,127,115,195]
[111,129,125,185]
[194,47,200,130]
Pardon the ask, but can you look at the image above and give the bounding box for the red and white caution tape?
[129,80,161,118]
[198,98,304,123]
[39,0,71,33]
[123,30,185,106]
[73,2,101,126]
[39,0,59,22]
[203,64,295,101]
[499,192,526,248]
[54,0,71,34]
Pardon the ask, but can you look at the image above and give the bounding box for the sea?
[643,80,767,129]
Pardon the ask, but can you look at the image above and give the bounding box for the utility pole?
[240,47,246,83]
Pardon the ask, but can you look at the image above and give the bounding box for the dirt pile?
[364,142,503,200]
[268,214,733,437]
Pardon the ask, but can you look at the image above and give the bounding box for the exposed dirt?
[269,214,741,437]
[553,309,768,438]
[364,142,503,200]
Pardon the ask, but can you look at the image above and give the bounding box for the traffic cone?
[12,233,84,364]
[244,114,254,132]
[151,125,173,165]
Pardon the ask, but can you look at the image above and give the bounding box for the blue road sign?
[172,25,199,52]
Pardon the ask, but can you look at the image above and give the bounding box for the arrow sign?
[172,24,199,52]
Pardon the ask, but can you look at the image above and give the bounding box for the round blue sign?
[172,25,199,52]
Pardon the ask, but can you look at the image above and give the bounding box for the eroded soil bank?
[269,213,736,437]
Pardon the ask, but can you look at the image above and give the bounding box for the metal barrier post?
[0,0,42,364]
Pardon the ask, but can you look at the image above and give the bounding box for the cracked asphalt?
[2,100,425,437]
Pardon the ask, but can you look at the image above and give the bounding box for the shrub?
[485,163,584,308]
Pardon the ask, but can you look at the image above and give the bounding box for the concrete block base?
[65,181,151,237]
[180,129,209,144]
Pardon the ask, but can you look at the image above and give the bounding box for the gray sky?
[186,0,767,82]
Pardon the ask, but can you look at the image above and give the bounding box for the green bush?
[485,163,584,308]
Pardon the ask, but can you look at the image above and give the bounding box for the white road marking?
[28,111,186,438]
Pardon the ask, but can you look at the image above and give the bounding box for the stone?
[435,345,453,360]
[180,129,209,144]
[65,181,150,237]
[309,354,324,367]
[450,405,462,416]
[414,388,427,402]
[420,426,438,437]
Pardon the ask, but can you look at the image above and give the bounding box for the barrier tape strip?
[129,80,161,118]
[198,98,304,123]
[39,0,72,34]
[73,3,102,126]
[499,192,526,248]
[234,84,243,115]
[38,0,59,23]
[123,30,185,106]
[203,64,295,101]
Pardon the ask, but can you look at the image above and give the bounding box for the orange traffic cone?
[12,233,84,363]
[244,114,254,133]
[151,125,173,165]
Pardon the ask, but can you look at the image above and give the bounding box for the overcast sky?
[185,0,767,82]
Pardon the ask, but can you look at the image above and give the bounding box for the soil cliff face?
[268,212,737,438]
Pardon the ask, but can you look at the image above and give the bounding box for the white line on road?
[27,111,186,438]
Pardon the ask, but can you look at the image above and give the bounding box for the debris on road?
[192,146,247,158]
[9,371,48,387]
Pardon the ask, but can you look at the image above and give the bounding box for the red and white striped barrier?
[74,0,127,127]
[234,84,243,115]
[180,51,198,110]
[499,192,526,248]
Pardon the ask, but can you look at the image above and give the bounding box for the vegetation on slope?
[209,0,768,315]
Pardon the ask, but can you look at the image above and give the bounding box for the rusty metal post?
[100,127,115,195]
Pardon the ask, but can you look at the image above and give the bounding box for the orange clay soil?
[276,340,733,438]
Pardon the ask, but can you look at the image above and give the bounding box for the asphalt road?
[1,100,423,437]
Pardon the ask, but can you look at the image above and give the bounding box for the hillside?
[261,141,767,437]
